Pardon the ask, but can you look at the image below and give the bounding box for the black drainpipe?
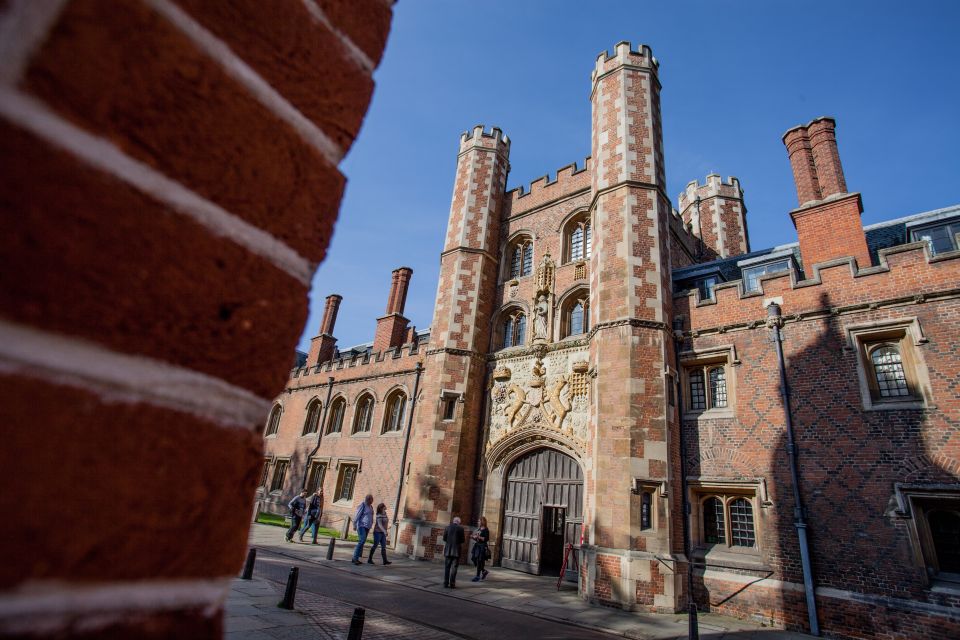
[767,302,820,636]
[392,361,423,530]
[301,376,335,490]
[672,320,699,640]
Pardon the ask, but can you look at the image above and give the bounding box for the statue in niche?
[532,293,549,342]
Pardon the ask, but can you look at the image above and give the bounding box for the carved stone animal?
[504,383,527,428]
[544,376,571,429]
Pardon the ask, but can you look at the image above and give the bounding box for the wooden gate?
[500,448,583,575]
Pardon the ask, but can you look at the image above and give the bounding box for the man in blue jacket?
[351,494,374,565]
[285,490,307,542]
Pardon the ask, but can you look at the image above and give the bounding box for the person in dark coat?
[470,516,491,582]
[298,489,324,543]
[442,516,465,588]
[285,490,307,542]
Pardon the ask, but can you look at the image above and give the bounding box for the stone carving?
[532,293,549,342]
[543,376,571,430]
[536,252,555,293]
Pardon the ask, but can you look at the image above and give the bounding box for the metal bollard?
[347,607,365,640]
[278,567,299,610]
[240,548,256,580]
[326,537,336,560]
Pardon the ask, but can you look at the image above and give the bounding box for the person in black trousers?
[442,516,465,588]
[285,490,307,542]
[471,516,490,582]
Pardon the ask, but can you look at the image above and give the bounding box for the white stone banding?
[0,319,271,431]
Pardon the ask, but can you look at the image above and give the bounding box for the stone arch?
[486,427,585,477]
[687,445,761,479]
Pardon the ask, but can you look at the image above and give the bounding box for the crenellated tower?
[678,174,750,260]
[398,126,510,558]
[586,41,680,611]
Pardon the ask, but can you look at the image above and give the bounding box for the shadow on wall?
[687,291,958,637]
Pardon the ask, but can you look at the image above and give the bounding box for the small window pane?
[511,245,522,279]
[503,316,514,348]
[338,466,356,501]
[871,346,910,397]
[442,397,457,421]
[709,367,727,408]
[516,314,526,345]
[570,302,584,336]
[385,394,406,432]
[571,226,583,261]
[703,497,725,544]
[270,460,288,492]
[265,406,282,436]
[585,222,592,258]
[928,509,960,573]
[689,370,706,411]
[522,243,533,276]
[303,400,321,435]
[640,491,652,530]
[729,498,756,547]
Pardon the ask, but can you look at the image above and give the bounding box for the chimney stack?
[373,268,413,352]
[307,294,341,365]
[782,117,871,271]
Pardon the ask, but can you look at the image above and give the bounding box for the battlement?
[678,174,743,210]
[289,335,428,382]
[591,41,658,83]
[459,124,510,154]
[504,157,592,216]
[674,240,960,334]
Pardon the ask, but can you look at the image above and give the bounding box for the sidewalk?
[225,575,460,639]
[244,523,812,640]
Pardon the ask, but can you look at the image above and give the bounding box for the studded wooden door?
[500,448,583,575]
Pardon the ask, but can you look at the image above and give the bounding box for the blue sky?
[301,0,959,352]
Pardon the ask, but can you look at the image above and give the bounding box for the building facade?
[260,42,960,639]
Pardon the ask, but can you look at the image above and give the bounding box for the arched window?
[501,309,527,349]
[326,397,345,434]
[301,398,322,436]
[382,390,407,433]
[870,344,910,398]
[700,493,757,549]
[564,215,592,263]
[352,394,375,434]
[560,290,589,339]
[685,362,730,413]
[508,237,533,279]
[264,404,282,437]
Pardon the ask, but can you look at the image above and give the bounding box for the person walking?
[351,494,374,565]
[367,503,392,565]
[285,490,307,543]
[470,516,490,582]
[298,488,324,544]
[442,516,465,588]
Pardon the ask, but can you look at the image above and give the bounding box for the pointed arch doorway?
[500,447,583,576]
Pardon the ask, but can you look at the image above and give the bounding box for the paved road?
[254,547,616,640]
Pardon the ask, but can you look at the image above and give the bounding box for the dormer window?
[696,276,719,301]
[911,219,959,255]
[742,259,790,293]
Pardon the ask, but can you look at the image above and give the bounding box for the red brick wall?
[0,0,391,636]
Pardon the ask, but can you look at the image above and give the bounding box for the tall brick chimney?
[373,267,412,352]
[782,117,871,271]
[307,294,342,365]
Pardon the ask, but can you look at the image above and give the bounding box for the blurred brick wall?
[0,0,392,636]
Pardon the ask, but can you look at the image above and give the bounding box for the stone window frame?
[498,306,528,350]
[557,285,590,341]
[305,458,329,495]
[325,395,346,435]
[351,391,376,436]
[893,484,960,588]
[632,479,667,534]
[503,232,535,282]
[844,318,932,411]
[257,458,271,489]
[333,458,362,505]
[562,210,592,264]
[264,403,282,438]
[688,478,769,560]
[680,345,738,418]
[440,391,460,422]
[301,396,322,437]
[269,458,290,494]
[380,387,408,435]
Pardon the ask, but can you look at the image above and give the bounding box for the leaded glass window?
[571,225,584,261]
[709,367,728,408]
[871,345,910,398]
[326,398,345,434]
[511,246,523,278]
[570,302,584,336]
[503,316,515,348]
[521,243,533,276]
[703,497,725,544]
[302,399,321,436]
[585,221,592,258]
[383,392,406,433]
[689,370,706,411]
[265,405,282,436]
[516,313,526,345]
[729,498,756,547]
[337,465,357,502]
[502,312,526,349]
[353,395,374,434]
